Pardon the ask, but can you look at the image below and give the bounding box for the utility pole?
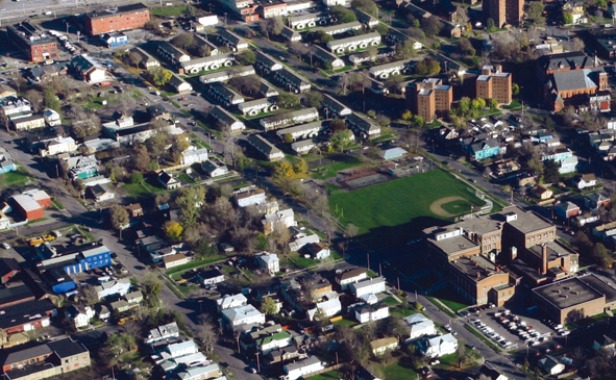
[366,252,370,271]
[255,352,261,373]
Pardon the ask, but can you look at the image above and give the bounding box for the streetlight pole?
[255,352,261,373]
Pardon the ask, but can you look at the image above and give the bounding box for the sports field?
[329,169,486,236]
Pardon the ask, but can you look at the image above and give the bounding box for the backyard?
[328,169,487,244]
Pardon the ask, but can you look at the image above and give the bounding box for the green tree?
[563,11,574,25]
[278,92,301,109]
[44,87,61,111]
[512,83,520,96]
[351,0,378,16]
[236,50,256,65]
[543,159,560,183]
[421,16,443,37]
[182,5,196,18]
[397,38,417,59]
[401,110,413,121]
[528,2,546,26]
[109,204,129,233]
[330,6,357,23]
[303,91,323,108]
[471,98,486,110]
[171,33,195,50]
[150,67,173,87]
[486,18,496,30]
[260,297,278,315]
[488,98,499,109]
[176,186,206,229]
[331,129,354,152]
[142,271,162,309]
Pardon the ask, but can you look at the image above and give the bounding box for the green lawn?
[0,169,32,189]
[150,5,192,17]
[165,255,226,276]
[369,360,418,380]
[333,318,358,328]
[122,180,166,198]
[311,155,364,180]
[329,169,486,236]
[382,296,400,306]
[431,288,470,312]
[309,369,342,380]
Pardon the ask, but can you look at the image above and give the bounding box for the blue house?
[0,147,17,174]
[101,32,128,48]
[63,245,112,275]
[464,138,500,161]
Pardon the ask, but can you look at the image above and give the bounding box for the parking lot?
[468,306,569,351]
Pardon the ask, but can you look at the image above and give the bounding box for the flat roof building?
[7,22,58,63]
[83,3,150,36]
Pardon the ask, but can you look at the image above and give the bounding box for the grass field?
[311,155,364,180]
[309,369,342,380]
[150,5,193,17]
[441,199,472,214]
[329,169,486,238]
[368,360,418,380]
[0,169,32,189]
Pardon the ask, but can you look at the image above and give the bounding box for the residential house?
[593,332,616,356]
[110,300,131,313]
[418,333,458,358]
[163,253,190,269]
[234,188,267,207]
[42,108,60,127]
[202,160,229,178]
[289,232,320,252]
[101,32,128,48]
[252,328,293,354]
[125,203,144,218]
[181,147,209,166]
[404,313,437,340]
[39,136,78,157]
[12,115,45,131]
[161,339,199,361]
[301,243,331,260]
[68,305,95,328]
[125,290,143,305]
[0,299,56,335]
[221,304,266,329]
[145,322,180,344]
[575,173,597,190]
[94,278,131,300]
[262,208,296,234]
[353,303,390,323]
[257,252,280,275]
[197,269,225,286]
[131,47,160,69]
[283,356,324,380]
[70,54,107,83]
[584,193,610,210]
[554,201,581,220]
[532,185,553,200]
[177,364,222,380]
[157,171,181,190]
[209,105,246,133]
[86,183,115,202]
[169,73,193,93]
[574,213,600,227]
[349,277,387,298]
[97,305,110,321]
[0,148,16,175]
[370,337,398,356]
[539,355,565,376]
[217,293,248,311]
[336,268,368,290]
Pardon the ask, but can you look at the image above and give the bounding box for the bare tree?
[196,315,217,354]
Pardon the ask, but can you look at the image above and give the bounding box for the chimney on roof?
[541,244,548,275]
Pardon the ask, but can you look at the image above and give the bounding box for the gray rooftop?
[552,69,598,92]
[533,277,605,309]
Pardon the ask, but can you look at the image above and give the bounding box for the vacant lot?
[329,169,486,240]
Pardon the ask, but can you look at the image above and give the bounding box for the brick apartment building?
[406,78,453,123]
[475,65,513,105]
[6,22,58,63]
[483,0,524,27]
[422,206,577,306]
[83,3,150,36]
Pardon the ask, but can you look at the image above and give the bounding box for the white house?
[539,356,565,376]
[336,268,368,290]
[43,109,61,126]
[283,356,324,380]
[257,252,280,275]
[198,269,225,285]
[181,146,209,166]
[198,14,219,26]
[262,208,296,234]
[160,352,208,373]
[289,233,320,252]
[353,303,390,323]
[202,160,229,178]
[39,136,78,157]
[349,277,387,298]
[221,304,266,328]
[94,278,131,300]
[145,322,180,344]
[576,173,597,190]
[311,293,342,320]
[217,293,248,311]
[177,364,222,380]
[234,189,267,207]
[418,333,458,358]
[163,253,191,269]
[163,340,199,360]
[302,243,330,260]
[404,313,437,341]
[256,330,293,354]
[73,306,95,328]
